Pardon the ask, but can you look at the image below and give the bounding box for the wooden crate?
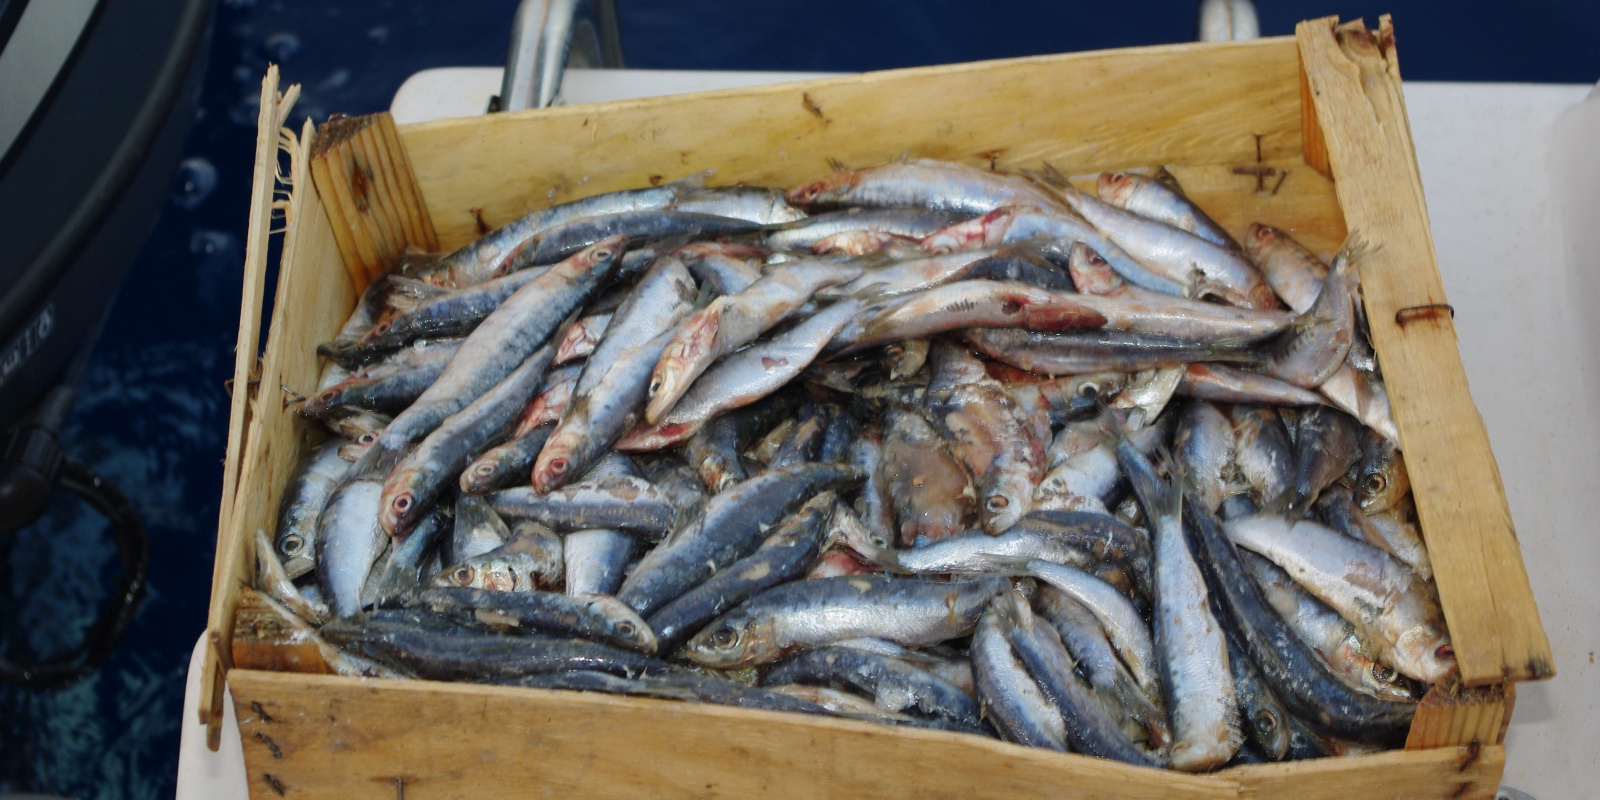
[203,16,1552,799]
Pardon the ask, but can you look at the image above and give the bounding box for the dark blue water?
[1,1,1594,797]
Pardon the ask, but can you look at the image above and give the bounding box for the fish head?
[577,234,629,271]
[584,596,659,654]
[1065,241,1124,295]
[683,613,779,667]
[378,468,427,537]
[460,457,503,494]
[980,487,1029,535]
[786,170,861,208]
[433,561,483,590]
[1248,703,1291,760]
[1243,224,1282,260]
[532,429,585,493]
[277,531,309,562]
[1095,172,1138,206]
[646,308,720,422]
[1359,658,1424,703]
[1395,625,1457,684]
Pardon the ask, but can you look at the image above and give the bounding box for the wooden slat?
[1229,744,1505,800]
[231,670,1239,800]
[205,115,357,749]
[202,66,297,733]
[309,112,436,286]
[1404,683,1513,750]
[1296,16,1553,685]
[231,589,330,675]
[397,37,1306,250]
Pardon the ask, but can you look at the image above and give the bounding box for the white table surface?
[176,68,1599,799]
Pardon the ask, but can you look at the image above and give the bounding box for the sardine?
[676,392,802,492]
[315,476,387,618]
[275,440,352,579]
[378,340,556,536]
[1115,429,1240,771]
[1224,514,1453,683]
[1239,548,1420,704]
[926,342,1045,533]
[321,609,667,681]
[459,423,554,495]
[647,259,860,424]
[1182,496,1415,739]
[788,159,1061,216]
[1228,405,1294,507]
[563,529,635,597]
[363,237,623,474]
[1097,171,1240,252]
[444,493,509,566]
[358,268,548,352]
[1259,236,1367,388]
[1038,174,1275,310]
[554,312,612,365]
[1176,401,1237,514]
[619,300,864,449]
[647,492,833,654]
[415,172,707,287]
[1177,363,1327,407]
[490,475,678,538]
[533,257,698,490]
[1355,432,1409,515]
[682,575,1007,667]
[433,521,564,593]
[880,405,977,546]
[1243,224,1328,314]
[1318,487,1432,583]
[527,210,762,266]
[761,645,982,728]
[762,207,969,252]
[676,241,766,294]
[617,462,864,617]
[972,602,1068,750]
[414,586,656,652]
[1013,559,1158,698]
[1221,621,1292,761]
[995,590,1160,767]
[1035,587,1168,748]
[300,339,462,419]
[1284,406,1364,517]
[672,185,806,224]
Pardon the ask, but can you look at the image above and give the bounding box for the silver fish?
[315,476,386,618]
[788,158,1062,215]
[275,440,353,579]
[1097,171,1240,252]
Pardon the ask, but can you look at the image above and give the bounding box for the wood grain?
[1296,16,1553,685]
[1404,683,1513,749]
[1229,743,1505,800]
[309,112,437,285]
[203,66,297,738]
[231,589,331,675]
[397,37,1307,250]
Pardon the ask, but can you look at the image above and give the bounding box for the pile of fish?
[255,157,1451,772]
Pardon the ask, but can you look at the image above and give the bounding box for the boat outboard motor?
[0,0,211,687]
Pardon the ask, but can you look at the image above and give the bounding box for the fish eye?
[1253,710,1279,735]
[475,462,497,476]
[1363,474,1387,495]
[549,458,569,475]
[280,534,303,555]
[452,566,474,585]
[985,495,1010,512]
[615,621,636,636]
[1371,663,1398,684]
[592,248,614,260]
[358,433,377,445]
[870,534,887,548]
[708,626,739,649]
[393,494,413,513]
[1078,382,1100,399]
[319,390,339,404]
[1435,644,1455,661]
[648,379,661,396]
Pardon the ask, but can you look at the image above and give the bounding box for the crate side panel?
[1230,744,1505,800]
[230,670,1241,800]
[398,38,1304,250]
[1296,16,1553,685]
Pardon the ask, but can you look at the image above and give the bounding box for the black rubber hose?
[0,455,147,689]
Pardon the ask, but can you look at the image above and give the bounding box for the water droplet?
[318,69,350,91]
[172,158,217,210]
[263,32,300,63]
[367,25,390,45]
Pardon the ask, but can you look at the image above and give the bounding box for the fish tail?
[351,434,405,482]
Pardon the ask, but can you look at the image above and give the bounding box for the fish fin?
[454,493,511,543]
[826,157,850,173]
[667,169,716,192]
[316,336,366,370]
[385,276,451,312]
[1022,162,1073,191]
